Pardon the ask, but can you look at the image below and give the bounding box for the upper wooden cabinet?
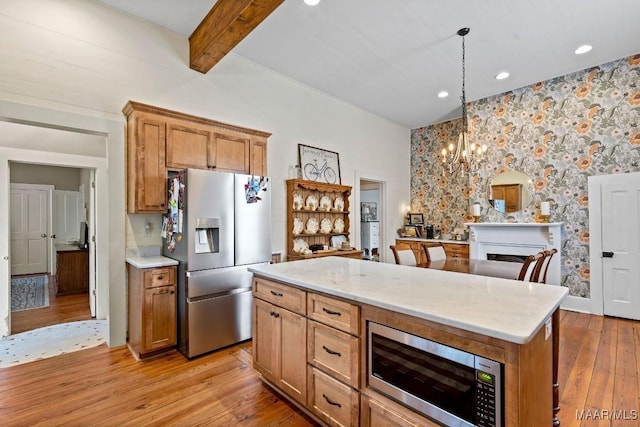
[123,101,271,213]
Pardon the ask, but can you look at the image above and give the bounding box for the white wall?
[10,163,81,191]
[0,0,410,346]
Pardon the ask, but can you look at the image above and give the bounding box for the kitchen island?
[249,256,567,427]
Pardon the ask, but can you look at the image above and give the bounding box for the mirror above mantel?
[486,170,533,214]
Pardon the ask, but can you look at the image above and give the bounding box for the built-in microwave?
[368,322,503,427]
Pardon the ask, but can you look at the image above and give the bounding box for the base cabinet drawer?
[308,366,359,427]
[253,277,306,315]
[308,320,359,388]
[442,243,469,258]
[361,393,441,427]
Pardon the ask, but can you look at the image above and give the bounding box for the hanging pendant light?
[442,28,487,176]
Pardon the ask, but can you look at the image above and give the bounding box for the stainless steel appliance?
[368,322,503,427]
[163,169,271,358]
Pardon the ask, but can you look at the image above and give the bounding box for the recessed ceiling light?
[437,91,449,98]
[495,71,510,80]
[304,0,320,5]
[575,44,592,55]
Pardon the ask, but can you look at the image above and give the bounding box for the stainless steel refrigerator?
[162,169,271,358]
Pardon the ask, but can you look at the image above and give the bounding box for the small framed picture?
[361,202,378,221]
[403,226,418,237]
[408,213,424,225]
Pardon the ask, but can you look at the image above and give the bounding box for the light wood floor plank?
[581,314,616,427]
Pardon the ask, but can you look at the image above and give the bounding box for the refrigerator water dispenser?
[194,217,220,254]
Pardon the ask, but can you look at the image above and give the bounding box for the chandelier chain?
[461,32,467,133]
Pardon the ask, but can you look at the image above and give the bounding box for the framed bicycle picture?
[298,144,341,184]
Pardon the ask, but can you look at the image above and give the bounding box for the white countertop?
[248,257,568,344]
[125,255,178,269]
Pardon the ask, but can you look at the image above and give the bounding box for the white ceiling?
[97,0,640,129]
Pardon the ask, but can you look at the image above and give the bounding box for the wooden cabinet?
[127,264,177,359]
[254,272,558,427]
[124,101,271,213]
[250,138,267,176]
[253,278,361,425]
[491,183,521,212]
[287,179,363,261]
[253,279,307,405]
[126,112,167,213]
[165,119,215,170]
[55,247,88,295]
[396,239,469,263]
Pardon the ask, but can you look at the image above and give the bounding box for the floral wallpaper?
[411,53,640,297]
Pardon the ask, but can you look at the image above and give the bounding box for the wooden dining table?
[420,257,523,280]
[420,256,561,426]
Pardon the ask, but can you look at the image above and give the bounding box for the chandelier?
[442,27,487,176]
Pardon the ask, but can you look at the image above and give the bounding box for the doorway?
[0,119,105,340]
[588,172,640,318]
[355,172,387,263]
[9,163,95,334]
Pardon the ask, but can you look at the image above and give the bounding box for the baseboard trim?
[560,295,593,314]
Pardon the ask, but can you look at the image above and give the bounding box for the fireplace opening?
[487,253,528,263]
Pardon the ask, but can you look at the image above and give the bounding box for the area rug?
[11,275,50,312]
[0,320,106,368]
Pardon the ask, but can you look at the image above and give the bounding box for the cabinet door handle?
[270,290,283,297]
[322,345,341,357]
[322,307,342,316]
[322,394,342,408]
[169,290,175,295]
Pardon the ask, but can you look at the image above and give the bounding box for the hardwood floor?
[1,310,637,426]
[11,274,92,334]
[558,311,640,427]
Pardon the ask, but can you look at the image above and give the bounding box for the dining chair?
[390,244,417,266]
[532,248,558,283]
[423,243,447,263]
[516,252,545,282]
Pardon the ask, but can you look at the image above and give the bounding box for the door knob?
[602,251,614,258]
[51,234,57,239]
[41,233,47,238]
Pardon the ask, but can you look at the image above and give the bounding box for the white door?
[52,190,82,244]
[88,171,96,317]
[10,188,49,275]
[602,181,640,319]
[51,190,82,275]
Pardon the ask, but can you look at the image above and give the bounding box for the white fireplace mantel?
[466,222,563,285]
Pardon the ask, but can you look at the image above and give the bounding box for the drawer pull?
[157,275,163,280]
[270,290,284,297]
[322,307,342,316]
[322,345,341,357]
[322,394,342,408]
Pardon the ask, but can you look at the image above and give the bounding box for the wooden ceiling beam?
[189,0,284,74]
